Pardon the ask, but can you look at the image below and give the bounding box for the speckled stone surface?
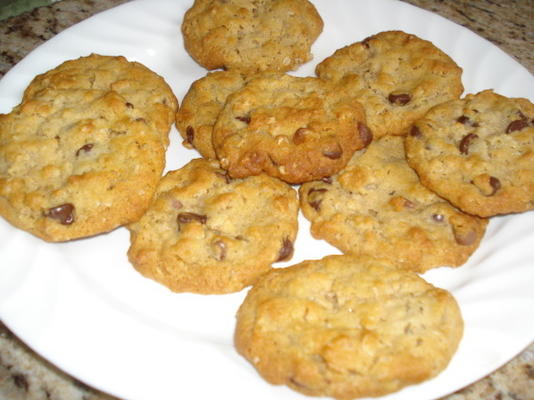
[0,1,533,399]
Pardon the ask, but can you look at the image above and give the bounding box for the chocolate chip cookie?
[21,53,178,147]
[235,254,464,399]
[127,158,299,294]
[213,73,372,184]
[315,30,464,138]
[176,70,248,159]
[181,0,323,73]
[405,90,534,217]
[299,135,488,272]
[0,54,178,241]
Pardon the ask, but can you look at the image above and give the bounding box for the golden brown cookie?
[127,158,299,294]
[235,254,464,399]
[181,0,323,73]
[405,90,534,217]
[0,54,177,242]
[299,135,488,272]
[176,70,248,159]
[213,73,372,184]
[316,30,464,138]
[21,53,178,146]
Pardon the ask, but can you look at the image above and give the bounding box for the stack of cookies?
[1,0,533,399]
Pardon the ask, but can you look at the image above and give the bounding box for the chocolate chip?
[12,373,29,391]
[322,147,342,159]
[308,188,328,195]
[454,229,477,246]
[277,238,293,261]
[471,174,502,196]
[456,115,479,127]
[308,188,327,211]
[358,122,373,147]
[45,203,75,225]
[388,93,411,106]
[75,143,94,156]
[308,200,322,211]
[457,115,470,124]
[235,115,251,124]
[213,240,227,261]
[506,112,529,133]
[293,127,309,145]
[177,212,207,224]
[410,125,422,137]
[125,102,134,109]
[459,133,478,155]
[432,214,444,222]
[186,126,195,144]
[489,176,501,196]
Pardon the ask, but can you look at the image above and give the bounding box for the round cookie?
[213,73,373,184]
[0,55,177,242]
[405,90,534,217]
[176,71,248,159]
[127,158,299,294]
[181,0,323,73]
[299,135,488,272]
[235,254,464,399]
[21,53,178,147]
[315,30,464,138]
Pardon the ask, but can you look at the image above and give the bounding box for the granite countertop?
[0,0,533,399]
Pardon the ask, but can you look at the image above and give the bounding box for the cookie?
[176,70,247,159]
[315,30,464,138]
[0,54,177,242]
[213,73,372,184]
[405,90,534,217]
[299,135,488,272]
[235,254,463,399]
[127,158,299,294]
[21,53,178,147]
[181,0,323,73]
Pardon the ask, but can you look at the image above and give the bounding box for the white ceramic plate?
[1,1,533,399]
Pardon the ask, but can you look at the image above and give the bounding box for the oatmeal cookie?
[405,90,534,217]
[127,158,299,294]
[299,135,487,272]
[0,54,177,241]
[213,73,372,184]
[316,30,463,138]
[235,254,463,399]
[181,0,323,73]
[21,53,178,146]
[176,70,248,159]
